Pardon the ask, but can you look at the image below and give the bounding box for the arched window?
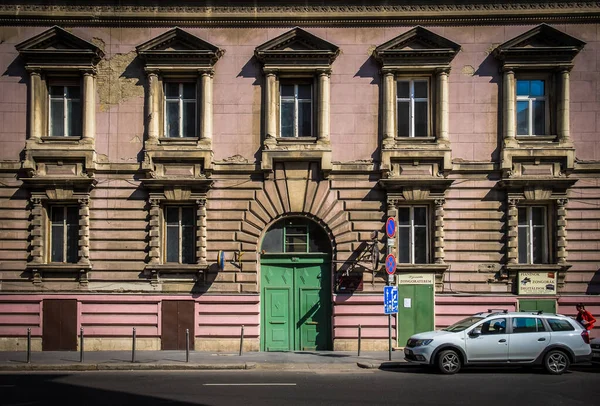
[261,218,330,254]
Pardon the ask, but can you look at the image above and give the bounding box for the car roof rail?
[537,310,543,315]
[487,309,508,314]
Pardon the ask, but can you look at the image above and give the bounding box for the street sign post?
[384,285,398,315]
[385,254,396,275]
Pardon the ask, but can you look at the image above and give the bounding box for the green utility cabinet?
[261,255,331,351]
[397,282,434,346]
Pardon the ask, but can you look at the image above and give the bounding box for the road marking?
[203,383,296,386]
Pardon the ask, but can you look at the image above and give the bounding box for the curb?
[357,361,417,369]
[0,362,255,372]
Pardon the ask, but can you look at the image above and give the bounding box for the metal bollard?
[358,324,362,357]
[132,327,136,363]
[185,328,190,363]
[239,325,244,356]
[26,328,31,364]
[80,327,84,363]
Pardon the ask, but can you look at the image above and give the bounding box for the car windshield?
[443,316,485,332]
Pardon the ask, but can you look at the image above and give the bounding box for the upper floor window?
[261,218,331,254]
[398,206,429,264]
[165,82,197,138]
[516,79,546,136]
[518,206,548,264]
[280,83,313,138]
[165,206,196,264]
[397,79,429,137]
[50,206,79,263]
[49,85,82,137]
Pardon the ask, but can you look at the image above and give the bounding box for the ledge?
[26,263,92,272]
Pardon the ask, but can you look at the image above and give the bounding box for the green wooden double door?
[261,256,331,351]
[397,284,435,346]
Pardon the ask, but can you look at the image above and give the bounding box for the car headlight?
[414,339,433,347]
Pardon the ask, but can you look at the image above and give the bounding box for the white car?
[404,310,592,374]
[591,337,600,363]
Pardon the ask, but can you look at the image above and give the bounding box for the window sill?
[515,135,558,142]
[394,136,437,143]
[276,136,317,144]
[26,262,92,271]
[158,137,200,144]
[145,263,207,274]
[40,136,83,143]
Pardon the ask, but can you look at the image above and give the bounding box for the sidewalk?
[0,349,411,372]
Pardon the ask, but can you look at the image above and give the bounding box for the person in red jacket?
[575,303,596,331]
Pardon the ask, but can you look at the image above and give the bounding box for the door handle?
[270,321,285,324]
[499,339,507,343]
[306,321,319,325]
[538,338,546,341]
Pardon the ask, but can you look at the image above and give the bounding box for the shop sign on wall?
[518,271,557,295]
[396,273,434,285]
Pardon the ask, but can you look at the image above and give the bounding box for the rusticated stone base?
[82,338,160,351]
[0,337,43,351]
[195,338,259,352]
[334,339,391,352]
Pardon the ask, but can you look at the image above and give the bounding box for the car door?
[508,316,550,361]
[465,317,509,362]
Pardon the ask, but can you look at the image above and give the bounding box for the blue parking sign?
[384,286,398,314]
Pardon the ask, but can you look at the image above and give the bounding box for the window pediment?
[16,26,104,69]
[136,27,224,69]
[255,27,339,69]
[373,26,460,70]
[493,24,585,68]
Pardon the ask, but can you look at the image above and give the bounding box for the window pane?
[518,208,527,225]
[532,227,544,263]
[547,318,574,332]
[66,86,80,99]
[516,80,530,96]
[398,207,410,226]
[530,80,544,97]
[181,207,195,226]
[297,84,311,99]
[414,101,428,137]
[532,207,545,226]
[51,208,64,262]
[397,81,410,98]
[166,207,178,224]
[280,85,294,97]
[518,226,528,263]
[517,101,529,135]
[66,207,78,263]
[166,101,180,137]
[414,226,427,264]
[182,83,196,99]
[183,101,196,137]
[414,81,428,99]
[398,227,410,263]
[298,101,312,137]
[397,102,410,137]
[286,243,307,253]
[414,207,427,226]
[50,86,64,97]
[262,222,283,253]
[67,100,81,136]
[181,224,194,264]
[50,99,65,136]
[533,100,545,135]
[286,226,306,235]
[280,101,294,137]
[165,83,179,98]
[287,235,307,245]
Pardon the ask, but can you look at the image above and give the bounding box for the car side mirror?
[469,328,482,337]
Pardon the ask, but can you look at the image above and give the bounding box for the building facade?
[0,1,599,352]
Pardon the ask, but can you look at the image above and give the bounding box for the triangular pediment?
[136,28,224,68]
[16,26,104,67]
[373,27,461,69]
[255,27,339,67]
[494,24,585,67]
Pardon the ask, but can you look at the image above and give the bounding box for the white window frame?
[516,79,548,136]
[164,82,197,138]
[518,206,548,264]
[164,206,196,264]
[49,85,81,137]
[396,78,430,138]
[49,205,79,263]
[280,82,313,138]
[398,205,429,264]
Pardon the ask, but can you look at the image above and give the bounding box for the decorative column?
[434,199,446,264]
[82,71,96,142]
[201,71,213,141]
[30,197,44,264]
[317,70,331,142]
[556,198,568,264]
[557,70,571,144]
[28,69,43,140]
[78,197,91,265]
[382,71,395,146]
[196,198,207,265]
[436,69,450,143]
[148,198,161,265]
[503,69,517,146]
[265,70,277,141]
[147,71,160,143]
[507,198,519,264]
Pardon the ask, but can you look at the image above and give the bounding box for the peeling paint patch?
[130,135,141,143]
[486,43,500,56]
[96,51,144,111]
[462,65,475,76]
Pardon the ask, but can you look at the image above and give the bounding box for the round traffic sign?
[385,254,396,275]
[217,250,225,270]
[386,217,396,238]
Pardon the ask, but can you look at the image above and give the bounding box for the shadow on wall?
[237,56,263,164]
[473,53,502,163]
[586,269,600,295]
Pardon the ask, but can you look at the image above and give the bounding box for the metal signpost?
[384,216,397,361]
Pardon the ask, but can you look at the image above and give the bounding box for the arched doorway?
[260,217,332,351]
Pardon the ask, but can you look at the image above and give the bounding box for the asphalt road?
[1,365,599,406]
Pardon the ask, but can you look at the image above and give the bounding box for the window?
[49,85,82,137]
[398,206,428,264]
[512,317,545,333]
[480,318,507,335]
[518,206,548,264]
[516,80,546,136]
[261,218,331,254]
[280,83,312,138]
[50,206,79,263]
[165,82,197,138]
[165,206,195,264]
[397,79,429,137]
[547,318,575,332]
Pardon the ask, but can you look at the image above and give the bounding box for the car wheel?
[437,349,461,374]
[544,350,570,375]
